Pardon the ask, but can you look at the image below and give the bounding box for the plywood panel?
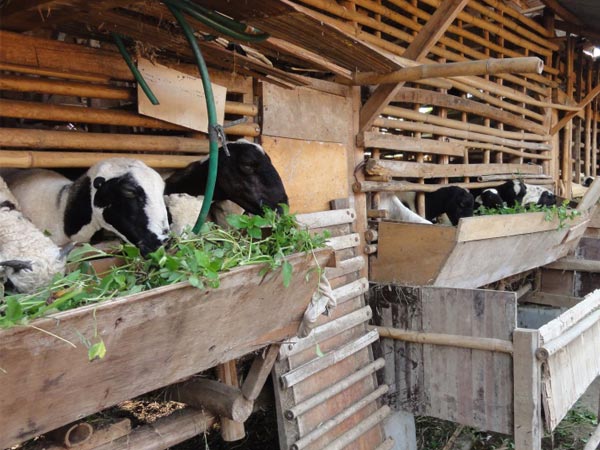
[421,287,516,435]
[262,136,349,214]
[262,83,352,143]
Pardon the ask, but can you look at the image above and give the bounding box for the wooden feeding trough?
[371,284,600,450]
[371,182,600,289]
[0,248,332,449]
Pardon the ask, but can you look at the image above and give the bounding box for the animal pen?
[2,1,600,450]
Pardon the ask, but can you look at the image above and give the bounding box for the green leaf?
[226,214,247,229]
[5,298,23,323]
[247,227,262,239]
[315,343,324,357]
[282,260,293,288]
[88,339,106,361]
[188,275,203,289]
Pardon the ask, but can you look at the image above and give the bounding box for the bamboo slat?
[0,150,198,168]
[0,128,209,153]
[449,140,552,160]
[354,57,543,85]
[0,62,110,84]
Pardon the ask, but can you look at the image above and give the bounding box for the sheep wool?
[0,178,66,293]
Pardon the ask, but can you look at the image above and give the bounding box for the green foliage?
[475,200,581,229]
[0,206,330,329]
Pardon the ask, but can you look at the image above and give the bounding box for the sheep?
[495,179,527,206]
[377,192,432,224]
[583,176,595,187]
[522,184,557,207]
[423,186,474,225]
[164,139,288,230]
[473,188,504,210]
[164,194,243,234]
[1,158,170,256]
[0,176,67,293]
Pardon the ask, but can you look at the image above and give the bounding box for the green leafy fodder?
[0,205,330,328]
[475,200,581,230]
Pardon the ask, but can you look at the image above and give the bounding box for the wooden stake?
[241,344,281,402]
[216,361,246,442]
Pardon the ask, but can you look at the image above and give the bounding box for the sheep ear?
[0,259,33,273]
[93,177,106,189]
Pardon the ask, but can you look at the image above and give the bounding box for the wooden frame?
[0,249,332,449]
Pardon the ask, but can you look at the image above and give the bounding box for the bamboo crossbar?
[373,117,551,151]
[453,140,552,160]
[355,180,505,193]
[382,105,550,141]
[0,62,111,83]
[0,128,210,153]
[535,308,600,361]
[354,57,543,86]
[0,150,198,168]
[477,174,551,182]
[373,326,514,354]
[0,99,260,136]
[551,84,600,135]
[320,405,391,450]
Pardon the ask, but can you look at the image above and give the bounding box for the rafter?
[358,0,471,134]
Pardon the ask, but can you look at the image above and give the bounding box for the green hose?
[179,0,267,37]
[166,2,219,233]
[167,0,269,42]
[111,33,160,105]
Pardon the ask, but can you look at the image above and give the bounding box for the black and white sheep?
[164,139,288,230]
[1,158,170,256]
[473,188,504,209]
[0,176,67,293]
[495,179,527,206]
[522,184,556,207]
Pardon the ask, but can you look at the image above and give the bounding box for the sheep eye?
[93,177,106,189]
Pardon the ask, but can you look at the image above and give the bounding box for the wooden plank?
[297,209,356,229]
[262,136,349,214]
[280,330,380,389]
[359,132,465,157]
[513,329,542,450]
[358,0,470,133]
[137,59,226,133]
[420,287,516,434]
[436,228,573,288]
[370,221,455,285]
[520,292,581,309]
[0,249,331,449]
[326,233,360,251]
[325,255,365,279]
[280,306,373,359]
[365,158,542,178]
[545,257,600,272]
[456,212,565,242]
[333,278,369,304]
[262,83,353,143]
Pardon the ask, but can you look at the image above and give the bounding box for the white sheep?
[0,176,67,293]
[1,158,170,256]
[164,194,243,234]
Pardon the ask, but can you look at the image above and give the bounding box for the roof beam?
[358,0,471,134]
[539,0,583,27]
[551,84,600,135]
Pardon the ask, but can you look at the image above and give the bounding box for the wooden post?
[241,344,281,402]
[513,329,542,450]
[216,360,246,441]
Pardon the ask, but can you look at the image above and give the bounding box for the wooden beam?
[539,0,583,27]
[358,0,470,133]
[354,57,543,85]
[551,84,600,135]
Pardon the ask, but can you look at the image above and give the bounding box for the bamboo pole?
[0,128,209,153]
[0,75,132,100]
[0,62,110,83]
[382,105,550,141]
[0,99,260,136]
[373,325,514,354]
[354,57,543,85]
[0,150,198,168]
[320,406,391,450]
[356,180,509,192]
[47,422,94,448]
[92,409,215,450]
[373,118,552,151]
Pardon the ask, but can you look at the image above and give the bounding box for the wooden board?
[370,285,516,435]
[262,136,349,214]
[137,59,226,133]
[261,83,352,143]
[370,221,456,286]
[539,290,600,431]
[0,249,331,449]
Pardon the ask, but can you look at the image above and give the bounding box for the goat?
[495,180,527,206]
[473,188,504,209]
[522,184,557,207]
[1,158,170,256]
[424,186,474,225]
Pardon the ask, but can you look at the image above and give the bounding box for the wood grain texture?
[263,136,349,214]
[0,249,331,449]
